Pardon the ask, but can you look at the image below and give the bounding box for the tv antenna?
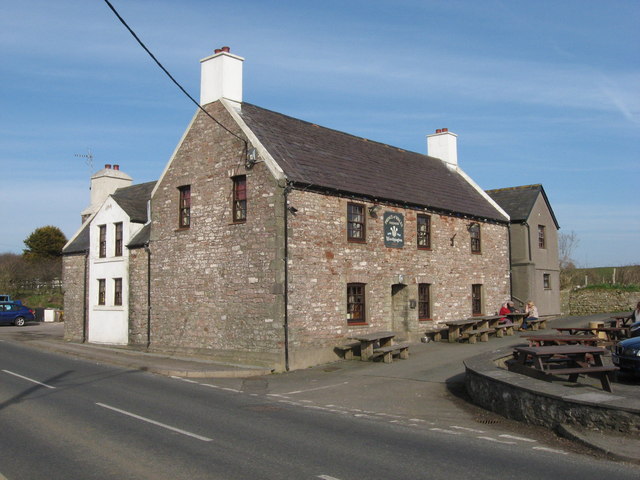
[75,149,94,171]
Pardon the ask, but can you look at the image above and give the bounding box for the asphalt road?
[0,340,638,480]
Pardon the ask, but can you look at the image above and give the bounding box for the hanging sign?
[384,212,404,248]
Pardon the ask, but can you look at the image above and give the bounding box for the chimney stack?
[200,46,244,107]
[427,128,458,168]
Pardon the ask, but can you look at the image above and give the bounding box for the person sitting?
[520,301,539,331]
[499,301,513,324]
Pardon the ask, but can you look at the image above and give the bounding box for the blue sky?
[2,0,638,267]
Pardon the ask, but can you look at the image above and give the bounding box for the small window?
[114,222,123,257]
[178,185,191,228]
[470,223,481,254]
[347,203,366,242]
[418,283,431,320]
[114,278,122,306]
[417,214,431,249]
[472,284,483,315]
[99,225,107,258]
[543,274,551,290]
[232,175,247,222]
[538,225,546,249]
[347,283,366,324]
[98,279,106,306]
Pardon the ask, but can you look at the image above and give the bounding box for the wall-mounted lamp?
[368,205,381,217]
[287,206,298,215]
[245,147,258,169]
[467,222,480,232]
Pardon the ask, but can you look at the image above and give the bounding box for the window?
[470,223,481,254]
[543,274,551,290]
[417,214,431,249]
[418,283,431,320]
[178,185,191,228]
[114,278,122,306]
[98,279,106,306]
[232,175,247,222]
[471,284,483,315]
[347,203,366,242]
[114,222,123,257]
[538,225,546,249]
[347,283,366,324]
[99,225,106,258]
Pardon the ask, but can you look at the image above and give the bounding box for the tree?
[559,231,580,289]
[23,226,67,260]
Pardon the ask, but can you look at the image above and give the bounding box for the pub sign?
[384,212,404,248]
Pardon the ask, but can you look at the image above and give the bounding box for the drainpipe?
[82,249,89,343]
[145,243,152,349]
[283,183,292,371]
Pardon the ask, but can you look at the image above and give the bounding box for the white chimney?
[80,164,132,223]
[200,46,244,107]
[427,128,458,168]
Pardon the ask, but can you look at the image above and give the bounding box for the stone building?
[63,48,513,371]
[486,184,561,316]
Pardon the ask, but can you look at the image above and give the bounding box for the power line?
[103,0,247,146]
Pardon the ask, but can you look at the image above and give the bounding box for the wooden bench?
[424,326,447,342]
[335,341,360,360]
[372,343,410,363]
[464,327,493,344]
[494,323,515,337]
[543,366,618,392]
[525,318,547,330]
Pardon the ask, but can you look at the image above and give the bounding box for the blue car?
[612,336,640,376]
[0,301,36,326]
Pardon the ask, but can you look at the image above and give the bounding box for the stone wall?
[465,348,640,434]
[128,247,149,347]
[561,289,639,316]
[286,189,511,369]
[149,102,285,369]
[62,253,87,342]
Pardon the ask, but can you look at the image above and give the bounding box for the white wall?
[87,198,136,344]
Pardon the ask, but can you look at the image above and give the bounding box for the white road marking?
[500,434,536,442]
[430,428,462,435]
[2,370,56,389]
[318,476,342,480]
[533,446,568,455]
[477,436,517,445]
[450,425,485,433]
[281,381,349,395]
[96,403,213,442]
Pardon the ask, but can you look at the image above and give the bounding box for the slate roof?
[112,181,156,224]
[239,103,508,222]
[62,222,90,254]
[486,184,559,228]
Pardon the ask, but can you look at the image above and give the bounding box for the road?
[0,340,637,479]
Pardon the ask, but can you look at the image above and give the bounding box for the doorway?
[391,284,409,332]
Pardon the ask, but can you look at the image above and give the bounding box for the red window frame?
[347,203,366,242]
[99,225,106,258]
[98,279,106,306]
[472,284,483,316]
[178,185,191,228]
[114,222,123,257]
[417,214,431,249]
[347,283,366,324]
[232,175,247,222]
[114,278,122,306]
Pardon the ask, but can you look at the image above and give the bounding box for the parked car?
[612,336,640,376]
[629,321,640,338]
[0,301,36,326]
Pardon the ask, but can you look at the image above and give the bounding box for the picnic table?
[509,344,618,392]
[520,333,601,347]
[445,318,492,343]
[555,326,628,343]
[348,331,408,362]
[608,315,633,328]
[506,312,527,327]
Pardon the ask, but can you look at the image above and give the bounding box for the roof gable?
[486,184,559,228]
[238,103,507,222]
[112,181,156,223]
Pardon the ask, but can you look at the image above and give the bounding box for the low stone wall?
[464,348,640,434]
[561,289,639,316]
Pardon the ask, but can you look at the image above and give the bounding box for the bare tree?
[559,231,580,289]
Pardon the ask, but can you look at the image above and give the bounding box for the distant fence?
[561,289,639,316]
